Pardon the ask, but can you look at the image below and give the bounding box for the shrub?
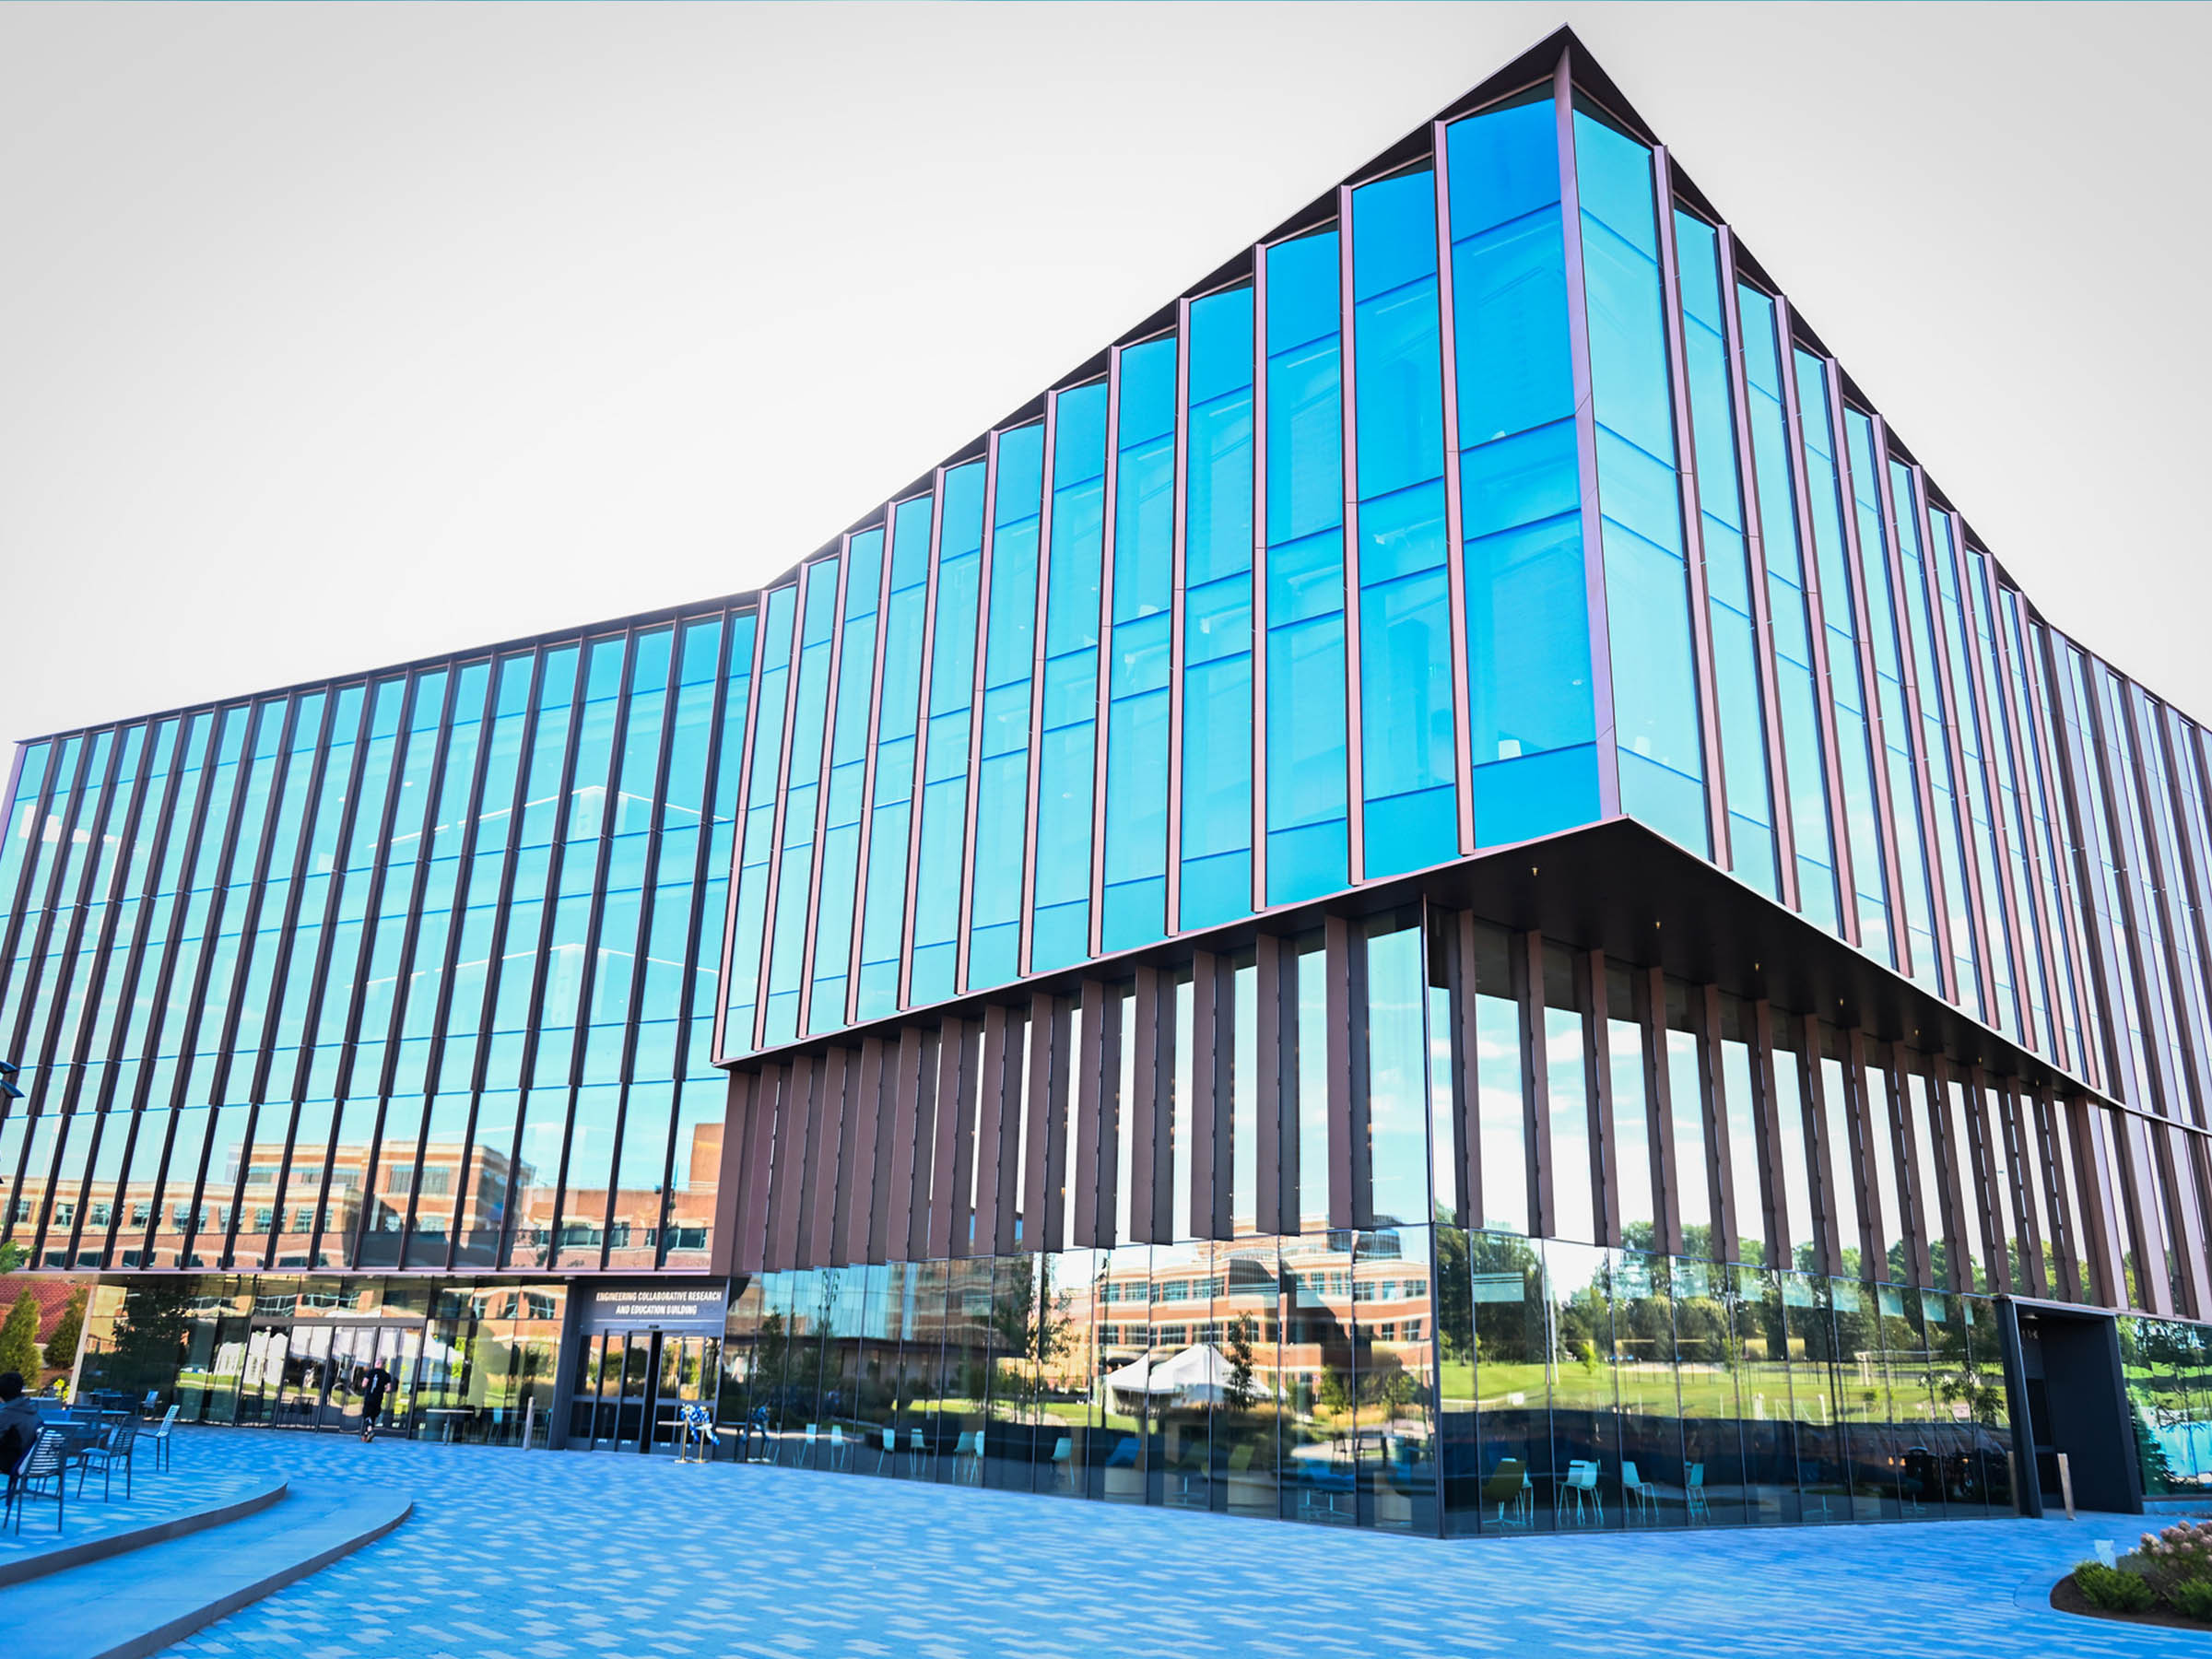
[2075,1561,2157,1614]
[2137,1519,2212,1597]
[2166,1579,2212,1622]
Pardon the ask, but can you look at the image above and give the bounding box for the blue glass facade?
[12,30,2212,1526]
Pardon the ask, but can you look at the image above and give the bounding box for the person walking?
[353,1359,397,1442]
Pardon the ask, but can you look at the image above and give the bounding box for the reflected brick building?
[9,29,2212,1529]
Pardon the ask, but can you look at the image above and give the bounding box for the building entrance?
[2016,1303,2136,1513]
[234,1320,426,1433]
[567,1329,721,1453]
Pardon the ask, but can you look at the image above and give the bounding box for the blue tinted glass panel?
[1265,230,1348,903]
[1103,339,1176,952]
[1350,170,1456,879]
[968,426,1044,991]
[857,496,935,1017]
[1845,413,1936,990]
[1738,287,1836,931]
[1445,97,1597,848]
[1573,111,1703,855]
[723,585,795,1049]
[1180,289,1254,930]
[1675,210,1776,896]
[1032,382,1108,971]
[911,462,986,1004]
[1794,349,1889,963]
[807,531,883,1031]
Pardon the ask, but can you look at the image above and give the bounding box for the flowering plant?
[2134,1519,2212,1597]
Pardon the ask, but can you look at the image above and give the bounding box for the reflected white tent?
[1102,1344,1273,1412]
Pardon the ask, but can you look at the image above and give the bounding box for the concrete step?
[0,1476,288,1589]
[0,1479,413,1659]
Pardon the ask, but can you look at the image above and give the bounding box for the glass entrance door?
[568,1331,724,1453]
[326,1324,382,1431]
[237,1326,288,1426]
[276,1324,334,1429]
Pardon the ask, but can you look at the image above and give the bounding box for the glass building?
[7,29,2206,1528]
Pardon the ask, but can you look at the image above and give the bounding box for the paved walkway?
[135,1427,2211,1658]
[0,1440,267,1575]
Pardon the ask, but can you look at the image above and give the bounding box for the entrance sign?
[580,1280,728,1335]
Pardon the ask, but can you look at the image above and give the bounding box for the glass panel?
[1738,288,1836,931]
[1102,341,1176,952]
[1676,211,1776,895]
[1032,385,1108,971]
[1265,230,1348,903]
[968,432,1045,989]
[1444,93,1597,845]
[1350,169,1456,877]
[1281,1230,1356,1525]
[1575,107,1703,854]
[1470,1230,1549,1531]
[1180,290,1255,929]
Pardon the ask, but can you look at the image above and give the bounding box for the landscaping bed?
[2055,1519,2212,1633]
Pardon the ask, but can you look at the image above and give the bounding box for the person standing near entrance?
[353,1359,397,1442]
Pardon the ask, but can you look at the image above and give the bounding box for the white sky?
[3,2,2206,765]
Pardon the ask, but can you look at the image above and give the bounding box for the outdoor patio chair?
[147,1403,181,1471]
[5,1429,68,1535]
[1686,1461,1710,1522]
[1051,1435,1073,1492]
[877,1426,896,1474]
[1565,1460,1604,1526]
[907,1426,930,1481]
[829,1424,850,1470]
[1621,1460,1655,1524]
[1479,1457,1529,1529]
[800,1423,818,1466]
[78,1420,139,1501]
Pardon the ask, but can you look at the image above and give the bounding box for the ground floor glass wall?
[2121,1315,2212,1499]
[77,1274,565,1446]
[717,1228,2018,1536]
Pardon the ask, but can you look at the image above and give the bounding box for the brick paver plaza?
[83,1427,2199,1657]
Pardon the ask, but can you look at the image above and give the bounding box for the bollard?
[2058,1452,2076,1521]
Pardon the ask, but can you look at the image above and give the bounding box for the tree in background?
[0,1288,40,1379]
[44,1286,87,1372]
[98,1280,196,1402]
[1222,1314,1261,1413]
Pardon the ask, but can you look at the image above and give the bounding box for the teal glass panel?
[1574,108,1704,855]
[1349,171,1456,879]
[764,562,840,1043]
[1033,382,1108,971]
[1265,230,1348,903]
[726,583,796,1047]
[1794,351,1889,963]
[1444,96,1597,848]
[1844,413,1937,991]
[911,462,986,1003]
[808,529,884,1030]
[969,426,1045,991]
[1676,211,1776,896]
[1892,464,1979,1018]
[858,498,935,1018]
[1927,510,2017,1039]
[1968,550,2056,1056]
[1103,338,1176,952]
[1180,288,1254,929]
[1737,287,1837,931]
[2004,594,2086,1070]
